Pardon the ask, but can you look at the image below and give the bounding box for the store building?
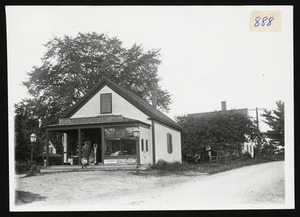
[44,78,183,166]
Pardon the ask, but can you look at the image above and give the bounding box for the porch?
[40,163,151,173]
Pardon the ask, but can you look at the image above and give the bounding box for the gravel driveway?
[13,161,285,211]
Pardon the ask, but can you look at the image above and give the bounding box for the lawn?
[151,155,282,175]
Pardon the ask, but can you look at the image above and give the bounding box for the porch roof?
[43,115,151,131]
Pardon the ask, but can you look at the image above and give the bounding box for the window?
[104,127,137,156]
[105,138,136,156]
[167,133,173,153]
[141,139,144,151]
[146,140,148,152]
[100,93,112,114]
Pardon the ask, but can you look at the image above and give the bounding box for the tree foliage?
[176,110,256,158]
[15,32,170,161]
[15,102,42,162]
[261,100,284,147]
[23,32,171,118]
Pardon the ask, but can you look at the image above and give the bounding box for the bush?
[151,159,184,171]
[241,152,252,159]
[15,161,31,174]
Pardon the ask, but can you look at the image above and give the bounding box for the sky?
[6,6,293,132]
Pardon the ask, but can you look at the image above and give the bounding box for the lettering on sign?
[104,159,128,164]
[59,115,124,125]
[104,159,117,164]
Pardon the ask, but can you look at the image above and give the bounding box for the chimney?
[221,101,226,111]
[151,83,157,109]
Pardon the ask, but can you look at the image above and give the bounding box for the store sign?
[104,159,117,164]
[104,159,128,164]
[59,115,124,125]
[126,158,137,165]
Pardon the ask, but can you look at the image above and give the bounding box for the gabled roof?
[187,108,248,119]
[62,78,183,131]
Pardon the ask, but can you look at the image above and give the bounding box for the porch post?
[101,127,105,164]
[136,137,140,169]
[46,130,49,167]
[78,128,82,166]
[63,133,67,163]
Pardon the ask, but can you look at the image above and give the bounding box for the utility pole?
[256,107,261,160]
[249,107,264,160]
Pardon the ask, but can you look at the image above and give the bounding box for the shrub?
[241,152,252,159]
[151,159,184,171]
[15,161,31,174]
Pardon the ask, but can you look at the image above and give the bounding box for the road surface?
[14,161,285,211]
[98,161,285,210]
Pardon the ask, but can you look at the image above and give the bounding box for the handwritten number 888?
[254,16,274,27]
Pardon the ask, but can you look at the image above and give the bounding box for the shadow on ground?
[15,190,47,205]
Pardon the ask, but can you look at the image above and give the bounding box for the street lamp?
[30,133,37,163]
[132,128,140,173]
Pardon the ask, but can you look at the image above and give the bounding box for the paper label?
[250,11,282,32]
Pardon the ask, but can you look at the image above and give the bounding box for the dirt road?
[13,161,285,211]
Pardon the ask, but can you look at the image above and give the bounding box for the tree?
[16,32,170,161]
[24,32,170,118]
[261,100,284,147]
[15,102,42,162]
[176,110,256,162]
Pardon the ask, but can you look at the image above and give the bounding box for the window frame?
[167,133,173,154]
[100,93,112,114]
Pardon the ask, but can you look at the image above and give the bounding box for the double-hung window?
[100,93,112,114]
[167,133,173,153]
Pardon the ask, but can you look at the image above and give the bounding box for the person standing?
[82,141,90,168]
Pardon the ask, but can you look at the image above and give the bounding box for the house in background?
[187,101,255,159]
[43,78,182,167]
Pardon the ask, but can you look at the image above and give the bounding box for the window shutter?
[167,133,173,153]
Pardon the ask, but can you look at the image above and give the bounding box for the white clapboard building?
[44,78,182,166]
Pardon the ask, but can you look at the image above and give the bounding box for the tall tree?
[23,32,171,119]
[16,32,171,161]
[261,100,284,147]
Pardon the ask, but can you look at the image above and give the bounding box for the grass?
[151,156,282,175]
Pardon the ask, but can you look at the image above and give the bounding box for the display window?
[104,127,137,157]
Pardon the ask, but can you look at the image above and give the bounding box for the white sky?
[6,6,293,131]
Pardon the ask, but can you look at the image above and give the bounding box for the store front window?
[104,127,137,157]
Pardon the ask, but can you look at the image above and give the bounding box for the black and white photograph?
[7,6,294,211]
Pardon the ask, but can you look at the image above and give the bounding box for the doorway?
[81,128,102,164]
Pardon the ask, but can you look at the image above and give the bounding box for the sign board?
[104,159,128,164]
[59,115,124,125]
